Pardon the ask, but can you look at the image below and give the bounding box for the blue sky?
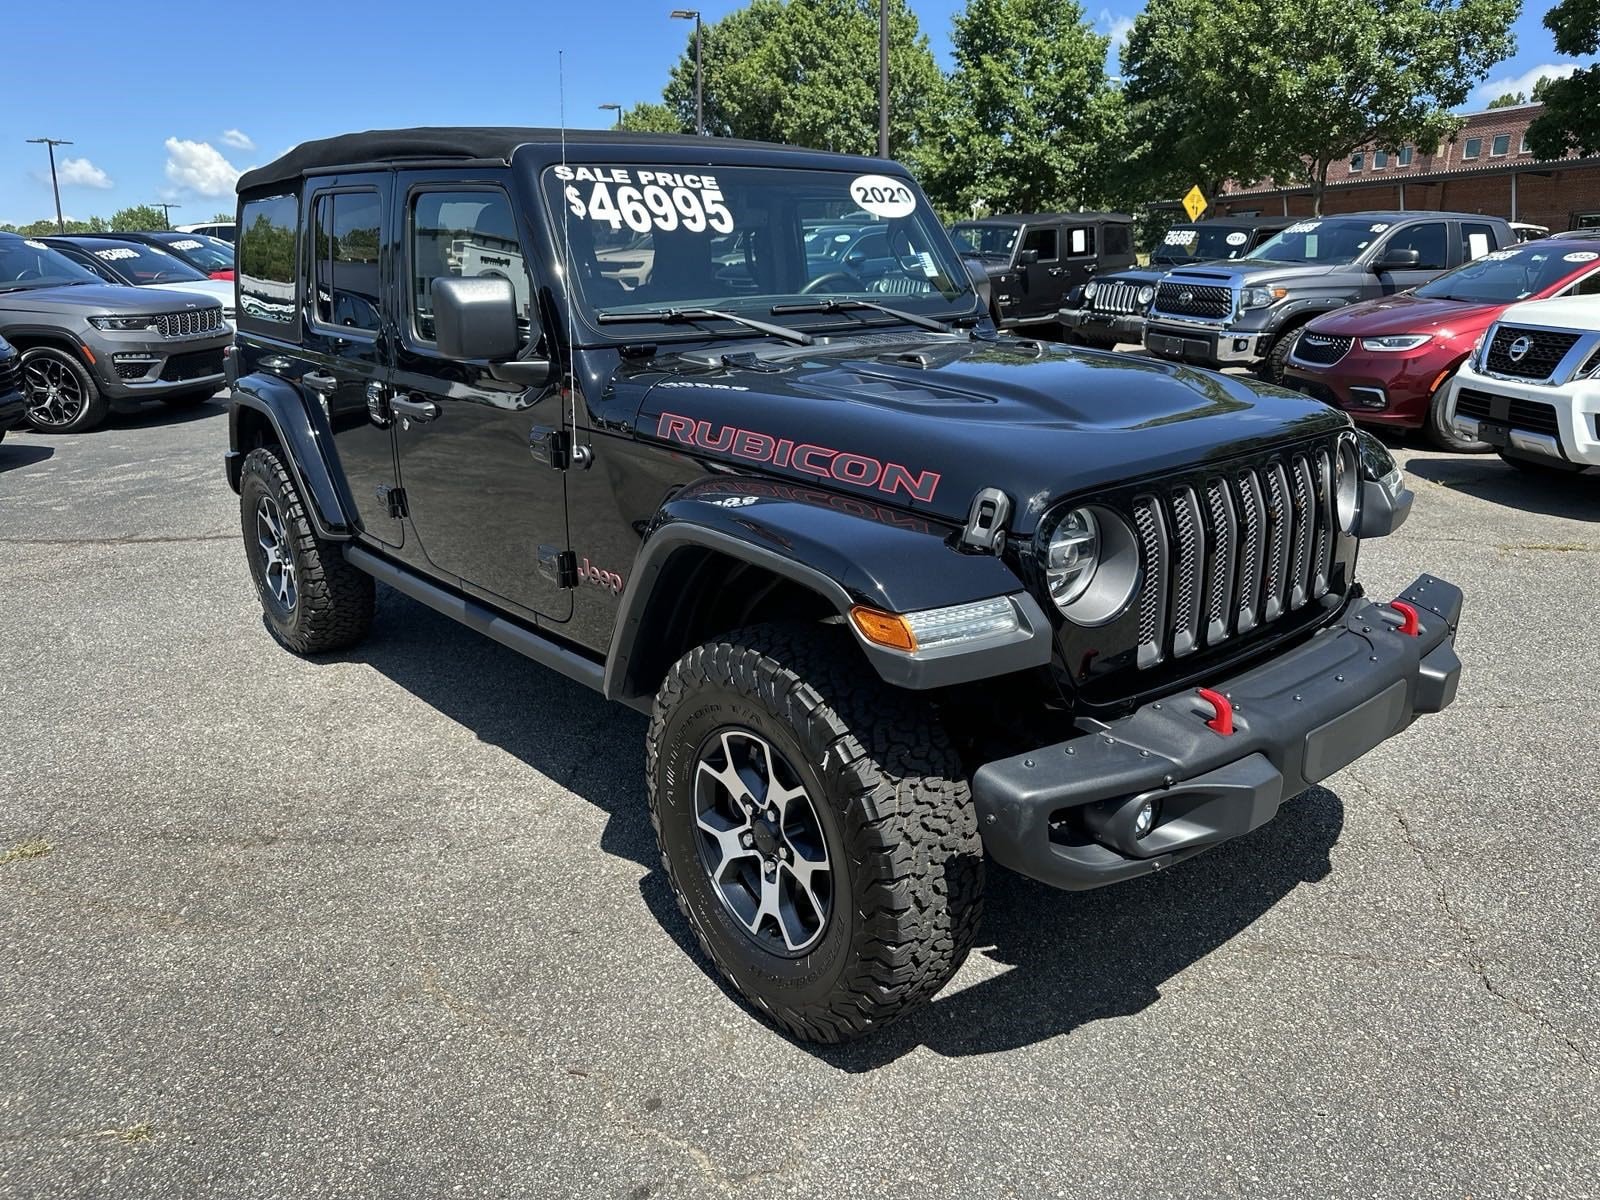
[2,0,1577,226]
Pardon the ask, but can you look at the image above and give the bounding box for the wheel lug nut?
[740,831,754,848]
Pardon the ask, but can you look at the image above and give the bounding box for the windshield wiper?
[770,297,953,334]
[596,307,812,346]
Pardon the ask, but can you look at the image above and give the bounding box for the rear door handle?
[301,371,338,391]
[390,396,440,423]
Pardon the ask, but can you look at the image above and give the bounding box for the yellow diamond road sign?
[1183,185,1207,222]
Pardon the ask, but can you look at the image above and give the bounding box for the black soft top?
[237,126,884,194]
[956,211,1135,226]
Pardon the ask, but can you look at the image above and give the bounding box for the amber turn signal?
[849,605,917,652]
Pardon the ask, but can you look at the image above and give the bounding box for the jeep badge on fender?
[225,127,1462,1043]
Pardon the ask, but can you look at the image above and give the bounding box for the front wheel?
[647,625,983,1043]
[1425,370,1490,453]
[239,447,374,654]
[1259,328,1302,386]
[21,346,108,433]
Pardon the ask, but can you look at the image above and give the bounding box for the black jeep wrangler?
[226,129,1462,1042]
[949,212,1136,333]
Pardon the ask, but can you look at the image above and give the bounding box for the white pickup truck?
[1446,291,1600,473]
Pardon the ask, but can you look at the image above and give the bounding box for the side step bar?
[343,545,644,710]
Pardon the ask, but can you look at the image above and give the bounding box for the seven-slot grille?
[1293,332,1353,366]
[154,308,225,338]
[1131,439,1343,669]
[1152,280,1232,320]
[1453,388,1561,439]
[1484,326,1581,381]
[1089,281,1146,316]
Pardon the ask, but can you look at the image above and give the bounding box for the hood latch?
[960,487,1011,554]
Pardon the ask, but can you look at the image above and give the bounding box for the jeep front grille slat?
[153,308,225,338]
[1090,282,1143,316]
[1127,436,1345,670]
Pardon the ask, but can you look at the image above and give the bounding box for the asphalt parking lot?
[2,389,1598,1199]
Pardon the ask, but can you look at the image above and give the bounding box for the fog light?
[1134,800,1158,838]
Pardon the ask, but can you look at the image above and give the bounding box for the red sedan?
[1282,238,1600,450]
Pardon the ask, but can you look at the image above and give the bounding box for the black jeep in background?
[949,211,1136,332]
[1061,216,1293,348]
[1142,211,1515,381]
[227,128,1461,1042]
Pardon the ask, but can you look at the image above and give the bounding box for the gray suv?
[1142,212,1514,382]
[0,232,231,433]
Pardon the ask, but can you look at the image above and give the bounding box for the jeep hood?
[0,282,213,315]
[634,336,1347,531]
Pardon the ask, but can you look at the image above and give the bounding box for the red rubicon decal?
[657,412,942,503]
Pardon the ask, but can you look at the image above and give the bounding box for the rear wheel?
[1425,370,1489,453]
[21,346,108,433]
[239,447,374,654]
[647,625,983,1042]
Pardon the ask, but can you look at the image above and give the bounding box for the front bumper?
[973,575,1462,891]
[1443,364,1600,467]
[85,328,231,407]
[0,385,25,430]
[1144,321,1267,366]
[1283,350,1454,430]
[1060,306,1146,345]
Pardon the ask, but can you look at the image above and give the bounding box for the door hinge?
[539,545,579,588]
[529,425,571,469]
[377,485,407,519]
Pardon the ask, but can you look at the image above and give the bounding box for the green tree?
[618,102,686,133]
[1526,2,1600,157]
[658,0,945,165]
[1488,90,1527,106]
[923,0,1121,215]
[1531,72,1560,100]
[1118,0,1289,214]
[110,205,169,232]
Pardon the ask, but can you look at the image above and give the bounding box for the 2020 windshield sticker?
[556,165,734,234]
[1225,231,1248,246]
[849,175,916,219]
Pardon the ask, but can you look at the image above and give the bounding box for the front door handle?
[302,371,338,392]
[390,396,440,423]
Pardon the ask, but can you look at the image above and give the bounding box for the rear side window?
[409,189,531,346]
[311,191,382,333]
[238,194,298,327]
[1066,226,1094,257]
[1460,222,1497,261]
[1102,224,1131,257]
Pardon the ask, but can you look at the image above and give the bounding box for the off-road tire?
[20,345,108,433]
[1425,370,1489,453]
[647,624,983,1042]
[1260,327,1302,386]
[239,447,373,654]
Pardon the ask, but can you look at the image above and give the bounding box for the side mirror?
[844,250,867,268]
[1374,247,1421,270]
[1018,248,1040,266]
[431,275,550,387]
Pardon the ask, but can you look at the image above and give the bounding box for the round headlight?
[1083,281,1099,300]
[1137,285,1155,307]
[1038,505,1140,624]
[1335,435,1360,533]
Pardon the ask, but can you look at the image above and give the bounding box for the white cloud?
[1474,62,1577,106]
[164,138,242,197]
[53,156,113,189]
[220,128,255,151]
[1098,8,1135,56]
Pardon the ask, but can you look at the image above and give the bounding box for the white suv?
[1445,291,1600,472]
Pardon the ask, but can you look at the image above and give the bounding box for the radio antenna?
[558,50,578,437]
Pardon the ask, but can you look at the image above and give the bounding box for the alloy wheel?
[692,728,833,956]
[22,356,86,428]
[255,497,298,611]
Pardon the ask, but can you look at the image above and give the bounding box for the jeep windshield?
[1245,219,1387,266]
[1153,224,1258,265]
[1413,243,1598,304]
[545,164,978,339]
[948,221,1018,260]
[0,235,100,292]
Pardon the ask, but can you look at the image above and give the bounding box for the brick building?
[1214,102,1600,232]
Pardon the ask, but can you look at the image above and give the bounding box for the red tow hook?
[1390,600,1421,637]
[1195,687,1234,736]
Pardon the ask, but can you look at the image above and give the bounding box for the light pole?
[670,10,703,136]
[151,202,181,229]
[878,0,889,157]
[26,137,73,233]
[598,103,622,129]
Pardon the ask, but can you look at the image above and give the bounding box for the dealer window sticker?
[1564,251,1599,263]
[848,175,916,219]
[1286,220,1322,234]
[94,247,140,261]
[1225,231,1248,246]
[556,165,734,234]
[1163,229,1197,246]
[170,239,203,250]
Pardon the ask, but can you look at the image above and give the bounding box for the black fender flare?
[1262,299,1348,340]
[603,477,1053,703]
[227,372,353,540]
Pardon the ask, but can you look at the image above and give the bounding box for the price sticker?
[557,165,734,234]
